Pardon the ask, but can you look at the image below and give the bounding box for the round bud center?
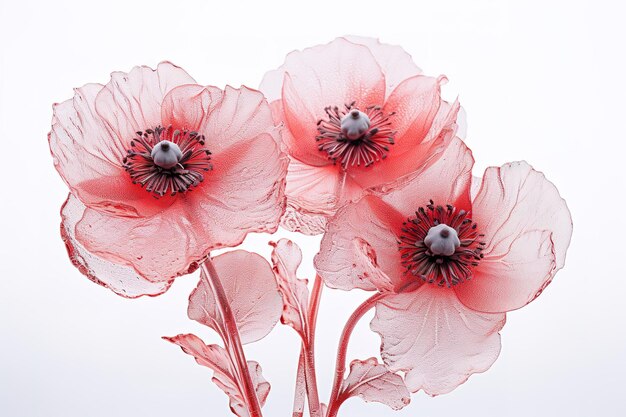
[424,224,460,256]
[150,140,183,169]
[340,109,370,140]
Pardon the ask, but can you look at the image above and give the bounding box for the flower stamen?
[398,200,485,287]
[316,102,395,168]
[123,125,212,197]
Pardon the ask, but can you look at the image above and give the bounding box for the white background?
[0,0,623,416]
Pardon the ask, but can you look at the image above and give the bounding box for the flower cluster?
[49,37,572,417]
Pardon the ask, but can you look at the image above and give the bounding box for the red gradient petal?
[95,62,195,142]
[199,86,280,154]
[74,133,286,283]
[377,137,474,216]
[455,162,573,313]
[161,84,223,130]
[280,38,386,166]
[344,36,422,97]
[371,286,505,395]
[60,194,171,297]
[383,75,442,157]
[315,195,405,292]
[50,84,170,217]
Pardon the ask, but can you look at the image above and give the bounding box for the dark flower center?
[316,101,396,168]
[398,200,485,287]
[123,125,212,197]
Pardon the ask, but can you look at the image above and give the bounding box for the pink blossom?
[260,36,461,235]
[315,138,572,394]
[50,62,287,296]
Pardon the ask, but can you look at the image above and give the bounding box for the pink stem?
[200,258,263,417]
[326,292,385,417]
[303,275,323,417]
[292,274,324,417]
[292,351,306,417]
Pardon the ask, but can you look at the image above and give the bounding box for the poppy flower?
[50,62,287,297]
[260,36,462,235]
[314,138,572,395]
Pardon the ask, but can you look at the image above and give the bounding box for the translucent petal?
[95,62,195,142]
[284,159,342,217]
[161,84,223,130]
[50,64,198,218]
[376,137,474,215]
[371,286,505,395]
[280,204,327,236]
[50,84,171,217]
[281,158,367,235]
[344,36,422,96]
[383,75,443,157]
[455,162,573,313]
[60,194,171,298]
[188,251,282,344]
[74,133,286,283]
[315,195,405,292]
[198,86,280,155]
[280,38,386,166]
[347,95,460,192]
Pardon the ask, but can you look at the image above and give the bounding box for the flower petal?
[344,36,422,97]
[285,159,341,215]
[50,84,170,217]
[60,194,172,297]
[371,286,505,395]
[280,38,386,166]
[188,251,283,344]
[314,195,405,292]
[383,75,443,157]
[95,61,195,143]
[455,162,573,313]
[267,99,331,168]
[204,132,287,236]
[347,93,460,192]
[376,137,474,215]
[199,86,280,154]
[280,204,328,236]
[73,133,286,283]
[161,84,223,130]
[73,199,203,282]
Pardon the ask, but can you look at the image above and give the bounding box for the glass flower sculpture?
[48,38,572,417]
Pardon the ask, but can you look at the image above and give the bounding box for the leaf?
[338,358,410,410]
[269,239,310,338]
[188,250,283,344]
[164,334,270,417]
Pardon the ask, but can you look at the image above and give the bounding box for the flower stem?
[304,274,323,417]
[292,351,306,417]
[292,274,324,417]
[326,292,385,417]
[200,257,263,417]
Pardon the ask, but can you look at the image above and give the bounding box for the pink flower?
[315,138,572,395]
[50,62,287,297]
[260,36,462,235]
